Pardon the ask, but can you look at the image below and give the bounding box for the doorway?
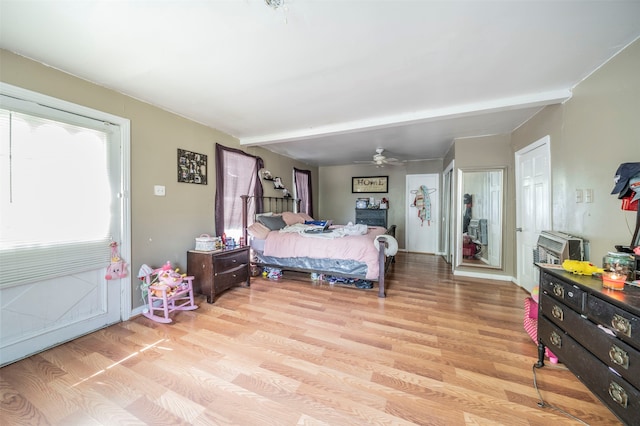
[0,84,131,366]
[406,174,440,253]
[515,136,551,293]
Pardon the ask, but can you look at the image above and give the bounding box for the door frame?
[442,160,455,264]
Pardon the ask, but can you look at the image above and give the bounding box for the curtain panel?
[214,144,264,238]
[294,167,313,218]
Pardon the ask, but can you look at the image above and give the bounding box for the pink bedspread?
[263,226,387,279]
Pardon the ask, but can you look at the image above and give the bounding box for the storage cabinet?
[187,246,250,303]
[537,267,640,425]
[355,208,387,227]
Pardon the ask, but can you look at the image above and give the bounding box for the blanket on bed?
[263,225,387,279]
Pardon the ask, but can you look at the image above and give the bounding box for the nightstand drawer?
[215,264,249,291]
[214,250,249,272]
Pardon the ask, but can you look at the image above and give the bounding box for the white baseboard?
[453,269,515,282]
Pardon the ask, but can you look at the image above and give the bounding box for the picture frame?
[177,149,207,184]
[352,176,388,193]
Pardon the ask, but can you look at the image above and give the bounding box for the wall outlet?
[575,189,583,203]
[154,185,166,196]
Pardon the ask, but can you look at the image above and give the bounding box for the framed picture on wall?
[352,176,388,193]
[178,149,207,184]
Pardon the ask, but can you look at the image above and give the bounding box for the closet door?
[406,174,440,254]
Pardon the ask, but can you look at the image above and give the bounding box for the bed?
[241,195,397,297]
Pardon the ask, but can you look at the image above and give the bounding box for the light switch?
[585,189,593,203]
[154,185,166,196]
[575,189,583,203]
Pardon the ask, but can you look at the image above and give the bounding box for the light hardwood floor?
[1,253,622,425]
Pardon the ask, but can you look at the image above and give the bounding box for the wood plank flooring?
[1,253,622,425]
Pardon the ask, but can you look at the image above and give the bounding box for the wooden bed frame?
[240,195,395,298]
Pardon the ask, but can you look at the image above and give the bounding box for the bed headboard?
[241,195,301,244]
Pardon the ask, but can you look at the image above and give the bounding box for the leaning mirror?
[457,167,504,269]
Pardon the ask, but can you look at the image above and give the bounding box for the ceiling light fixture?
[265,0,284,10]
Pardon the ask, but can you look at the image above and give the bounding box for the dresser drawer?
[542,293,640,390]
[215,264,249,292]
[540,293,585,333]
[214,250,249,272]
[540,271,586,312]
[539,316,640,425]
[586,295,640,351]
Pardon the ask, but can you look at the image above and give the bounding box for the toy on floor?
[562,259,603,276]
[138,261,197,323]
[524,287,558,364]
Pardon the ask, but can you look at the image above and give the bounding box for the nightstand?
[187,246,250,303]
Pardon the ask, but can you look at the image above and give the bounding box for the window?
[214,144,263,240]
[294,168,313,217]
[0,94,121,287]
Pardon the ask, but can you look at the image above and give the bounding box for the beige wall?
[318,160,443,250]
[512,38,640,265]
[0,49,317,309]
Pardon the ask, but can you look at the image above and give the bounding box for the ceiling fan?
[354,148,406,167]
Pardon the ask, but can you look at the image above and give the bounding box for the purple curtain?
[294,168,313,217]
[215,143,264,239]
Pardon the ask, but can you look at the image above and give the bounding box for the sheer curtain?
[214,144,263,240]
[294,168,313,217]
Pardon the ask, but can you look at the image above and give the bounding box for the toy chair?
[140,265,198,323]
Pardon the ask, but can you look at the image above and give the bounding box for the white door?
[516,136,551,293]
[0,85,130,366]
[406,174,440,254]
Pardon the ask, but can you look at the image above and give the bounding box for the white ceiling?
[1,1,639,166]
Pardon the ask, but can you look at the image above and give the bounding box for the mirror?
[457,167,504,269]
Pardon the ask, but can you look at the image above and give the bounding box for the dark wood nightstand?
[187,246,250,303]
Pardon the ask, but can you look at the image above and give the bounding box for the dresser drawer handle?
[549,331,562,348]
[611,314,631,337]
[552,283,564,298]
[551,305,564,321]
[608,382,628,408]
[608,345,629,369]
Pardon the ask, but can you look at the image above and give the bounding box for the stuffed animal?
[151,263,188,296]
[562,259,604,276]
[105,241,128,280]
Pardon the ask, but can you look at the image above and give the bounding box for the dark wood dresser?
[355,208,387,227]
[187,246,250,303]
[536,266,640,425]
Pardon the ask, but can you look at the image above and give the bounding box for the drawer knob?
[609,345,629,369]
[549,331,562,348]
[551,305,564,321]
[608,382,628,408]
[611,314,631,338]
[552,283,564,298]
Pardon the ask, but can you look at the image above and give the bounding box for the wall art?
[178,149,207,184]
